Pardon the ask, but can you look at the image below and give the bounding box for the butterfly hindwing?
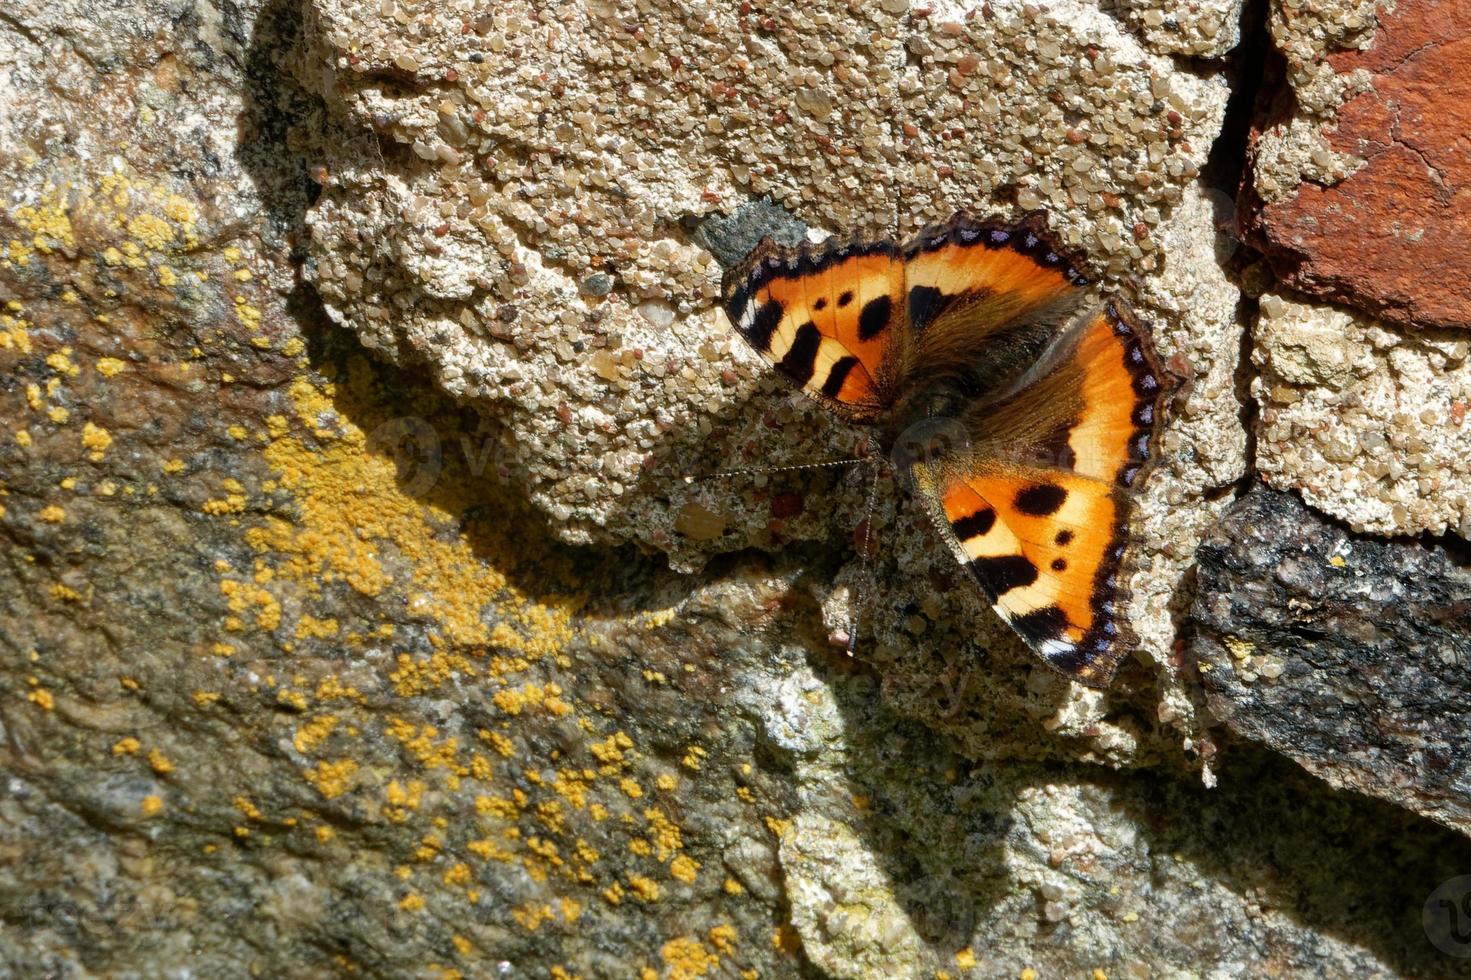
[722,236,905,420]
[916,463,1134,686]
[1065,301,1170,488]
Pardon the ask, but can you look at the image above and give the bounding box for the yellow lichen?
[147,749,174,774]
[627,875,660,902]
[293,715,339,753]
[670,855,699,883]
[141,795,164,816]
[659,937,717,980]
[305,759,358,800]
[82,422,112,460]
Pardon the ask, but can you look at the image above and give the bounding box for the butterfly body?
[721,210,1175,688]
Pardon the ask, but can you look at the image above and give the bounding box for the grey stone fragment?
[1191,488,1471,836]
[691,198,810,270]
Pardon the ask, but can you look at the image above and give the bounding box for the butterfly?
[719,211,1175,688]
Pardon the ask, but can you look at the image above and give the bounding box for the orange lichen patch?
[384,779,427,822]
[38,505,65,524]
[50,583,83,602]
[147,749,174,774]
[293,715,339,754]
[589,731,633,768]
[491,682,570,717]
[202,478,249,516]
[512,903,554,931]
[644,808,684,862]
[141,795,165,817]
[305,759,359,800]
[708,925,737,956]
[385,719,463,777]
[248,369,581,653]
[314,676,363,702]
[27,688,55,710]
[398,892,425,912]
[46,349,79,377]
[112,737,141,756]
[294,615,339,640]
[218,578,281,631]
[235,796,264,821]
[669,855,700,884]
[627,875,660,902]
[81,422,112,460]
[772,924,802,956]
[659,936,718,980]
[390,650,476,697]
[955,948,977,970]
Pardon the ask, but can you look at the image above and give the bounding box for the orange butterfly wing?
[722,237,904,420]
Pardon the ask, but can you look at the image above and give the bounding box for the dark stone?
[1191,488,1471,836]
[692,197,809,269]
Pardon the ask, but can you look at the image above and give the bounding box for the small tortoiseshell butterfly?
[720,211,1175,688]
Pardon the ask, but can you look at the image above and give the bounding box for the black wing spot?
[820,356,859,399]
[969,554,1038,599]
[1014,483,1067,517]
[776,322,821,386]
[1055,529,1074,546]
[837,290,854,307]
[813,297,827,311]
[748,301,783,352]
[951,508,995,541]
[1012,605,1070,644]
[857,295,892,341]
[908,285,944,333]
[1050,558,1067,572]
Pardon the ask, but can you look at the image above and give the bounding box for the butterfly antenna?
[846,456,883,656]
[683,456,869,485]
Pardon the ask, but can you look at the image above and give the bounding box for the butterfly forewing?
[723,237,904,420]
[902,212,1092,337]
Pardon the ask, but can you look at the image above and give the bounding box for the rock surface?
[2,0,1471,976]
[1192,489,1471,837]
[1252,291,1471,539]
[1245,0,1471,331]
